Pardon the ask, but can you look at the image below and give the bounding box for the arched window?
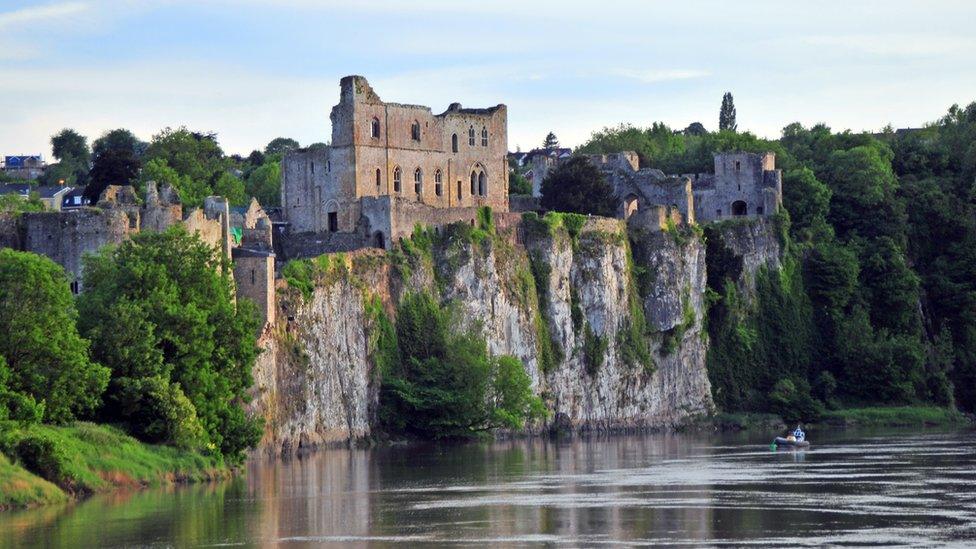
[452,134,458,153]
[375,168,381,190]
[468,126,475,146]
[414,168,423,195]
[411,121,421,141]
[434,169,443,196]
[393,166,401,193]
[470,171,477,195]
[481,127,488,147]
[478,171,486,196]
[371,117,381,139]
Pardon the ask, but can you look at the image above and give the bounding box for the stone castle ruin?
[281,75,509,252]
[5,182,276,329]
[528,150,783,226]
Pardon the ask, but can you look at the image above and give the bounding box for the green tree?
[0,249,109,423]
[539,155,616,216]
[719,92,737,132]
[782,167,832,242]
[508,171,532,195]
[78,227,261,460]
[43,129,91,187]
[264,137,299,156]
[244,161,281,206]
[379,293,543,438]
[543,132,559,151]
[212,172,247,206]
[88,148,141,201]
[51,129,90,165]
[145,127,227,207]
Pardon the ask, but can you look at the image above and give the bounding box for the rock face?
[251,215,724,454]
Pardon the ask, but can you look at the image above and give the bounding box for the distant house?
[1,155,47,180]
[61,187,91,211]
[0,183,31,199]
[36,186,74,211]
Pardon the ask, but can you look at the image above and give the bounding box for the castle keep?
[282,76,509,250]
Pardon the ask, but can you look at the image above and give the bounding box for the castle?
[281,76,509,252]
[526,150,782,225]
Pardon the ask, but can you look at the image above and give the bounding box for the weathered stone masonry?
[281,76,509,250]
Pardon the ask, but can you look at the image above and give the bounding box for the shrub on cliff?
[0,249,109,424]
[379,292,544,438]
[540,156,616,216]
[78,227,261,461]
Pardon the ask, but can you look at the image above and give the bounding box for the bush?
[14,434,76,492]
[768,378,823,424]
[379,293,544,438]
[110,377,209,450]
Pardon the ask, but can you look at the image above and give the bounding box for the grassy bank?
[0,453,68,509]
[0,422,228,509]
[819,406,970,427]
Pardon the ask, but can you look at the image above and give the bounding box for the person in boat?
[793,425,806,442]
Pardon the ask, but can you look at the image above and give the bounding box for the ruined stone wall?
[233,250,276,328]
[692,152,782,223]
[21,209,131,289]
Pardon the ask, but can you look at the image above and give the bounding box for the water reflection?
[1,428,974,547]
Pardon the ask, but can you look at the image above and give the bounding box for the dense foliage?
[581,101,976,417]
[0,250,109,424]
[78,227,261,461]
[539,155,616,216]
[377,292,545,438]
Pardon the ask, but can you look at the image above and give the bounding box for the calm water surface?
[2,428,975,547]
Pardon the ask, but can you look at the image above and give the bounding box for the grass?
[0,453,67,509]
[820,406,969,427]
[0,421,228,508]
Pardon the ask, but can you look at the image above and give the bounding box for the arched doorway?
[732,200,748,216]
[623,194,639,219]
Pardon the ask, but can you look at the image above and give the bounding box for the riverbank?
[0,422,229,510]
[701,406,971,432]
[819,406,971,427]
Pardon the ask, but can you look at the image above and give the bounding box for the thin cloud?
[803,34,976,57]
[611,69,709,83]
[0,1,89,28]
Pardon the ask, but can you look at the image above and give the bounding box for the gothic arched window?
[468,126,475,146]
[434,169,443,196]
[411,121,421,141]
[393,166,401,193]
[371,117,380,139]
[452,133,458,153]
[414,168,423,195]
[481,127,488,147]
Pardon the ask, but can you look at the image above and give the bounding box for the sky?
[2,0,976,159]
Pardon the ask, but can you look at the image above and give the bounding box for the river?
[1,427,974,547]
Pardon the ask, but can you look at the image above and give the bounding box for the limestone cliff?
[250,214,745,454]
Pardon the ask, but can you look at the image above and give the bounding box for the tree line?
[34,128,308,208]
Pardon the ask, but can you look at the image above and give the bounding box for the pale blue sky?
[2,0,975,158]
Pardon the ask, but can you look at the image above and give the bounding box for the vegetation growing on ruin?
[377,292,544,438]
